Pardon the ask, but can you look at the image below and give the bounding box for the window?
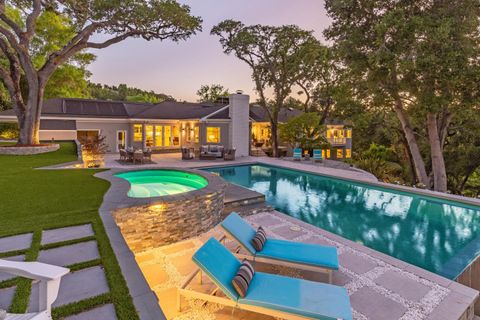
[346,129,352,138]
[173,126,180,146]
[77,130,99,144]
[337,149,343,159]
[155,126,163,146]
[346,149,352,158]
[194,126,199,143]
[134,124,143,142]
[206,127,221,143]
[164,125,171,147]
[322,149,325,159]
[326,149,331,159]
[145,125,154,147]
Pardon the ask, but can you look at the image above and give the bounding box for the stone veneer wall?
[112,170,227,253]
[0,144,59,155]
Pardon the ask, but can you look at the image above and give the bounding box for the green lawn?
[0,142,139,320]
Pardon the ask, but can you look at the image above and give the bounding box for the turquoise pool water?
[204,164,480,279]
[115,170,208,198]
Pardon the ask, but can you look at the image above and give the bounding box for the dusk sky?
[88,0,331,102]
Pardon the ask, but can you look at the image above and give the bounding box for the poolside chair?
[313,149,323,163]
[219,212,338,283]
[293,148,302,161]
[178,238,352,320]
[0,259,69,320]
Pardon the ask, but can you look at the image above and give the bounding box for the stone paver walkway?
[135,211,477,320]
[0,224,116,319]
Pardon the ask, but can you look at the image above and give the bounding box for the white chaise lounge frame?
[177,268,321,320]
[218,234,334,283]
[0,259,69,320]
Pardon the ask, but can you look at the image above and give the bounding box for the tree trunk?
[17,82,44,145]
[427,113,448,192]
[393,99,430,187]
[271,120,279,157]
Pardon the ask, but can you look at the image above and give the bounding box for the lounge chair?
[313,149,323,163]
[181,147,194,160]
[220,212,338,283]
[0,259,69,320]
[178,238,352,320]
[223,148,236,161]
[293,148,302,161]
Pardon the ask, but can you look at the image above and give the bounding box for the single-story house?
[0,93,352,159]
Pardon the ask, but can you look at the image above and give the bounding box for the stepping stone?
[339,251,377,275]
[65,304,117,320]
[0,286,16,310]
[38,241,99,267]
[0,255,25,282]
[41,225,94,245]
[375,270,431,301]
[351,286,407,320]
[29,266,109,311]
[0,233,32,253]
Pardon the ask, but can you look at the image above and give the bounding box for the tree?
[88,82,173,103]
[196,84,229,102]
[325,0,480,192]
[212,20,320,157]
[0,1,201,145]
[279,112,329,151]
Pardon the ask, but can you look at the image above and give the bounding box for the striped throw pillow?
[232,259,255,298]
[251,226,267,251]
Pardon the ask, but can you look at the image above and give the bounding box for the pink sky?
[88,0,331,102]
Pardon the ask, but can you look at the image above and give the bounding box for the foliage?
[0,0,202,144]
[0,122,18,139]
[354,144,404,183]
[196,84,229,102]
[212,20,321,157]
[324,0,480,192]
[88,83,173,103]
[80,135,109,168]
[279,113,329,151]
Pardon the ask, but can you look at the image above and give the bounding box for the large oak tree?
[325,0,480,192]
[0,0,201,145]
[212,20,320,157]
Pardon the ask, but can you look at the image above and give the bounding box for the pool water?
[204,164,480,279]
[115,170,208,198]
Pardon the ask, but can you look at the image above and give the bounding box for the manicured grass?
[0,142,139,320]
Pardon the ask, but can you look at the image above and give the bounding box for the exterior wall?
[39,130,77,141]
[199,121,230,148]
[229,93,250,156]
[76,121,130,153]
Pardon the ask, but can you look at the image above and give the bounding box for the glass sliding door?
[172,126,180,147]
[145,125,154,147]
[155,126,163,147]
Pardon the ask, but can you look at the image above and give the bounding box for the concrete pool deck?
[134,210,478,320]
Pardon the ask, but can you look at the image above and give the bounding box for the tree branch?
[22,0,42,46]
[0,3,23,39]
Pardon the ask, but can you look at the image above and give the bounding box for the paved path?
[0,225,117,319]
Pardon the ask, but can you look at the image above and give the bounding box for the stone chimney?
[228,93,250,157]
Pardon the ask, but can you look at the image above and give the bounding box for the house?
[0,93,352,159]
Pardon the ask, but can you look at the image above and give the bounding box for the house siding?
[199,122,230,148]
[76,121,130,153]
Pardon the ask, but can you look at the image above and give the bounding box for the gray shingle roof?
[40,120,77,130]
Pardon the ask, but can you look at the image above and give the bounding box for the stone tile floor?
[0,224,117,320]
[135,211,477,320]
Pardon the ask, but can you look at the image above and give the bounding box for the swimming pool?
[115,170,208,198]
[204,164,480,279]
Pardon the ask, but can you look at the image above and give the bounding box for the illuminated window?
[133,124,143,142]
[206,127,221,143]
[326,129,333,138]
[155,126,163,146]
[145,125,154,147]
[194,126,199,143]
[326,149,331,159]
[337,149,343,158]
[322,149,325,158]
[172,126,180,146]
[346,129,352,138]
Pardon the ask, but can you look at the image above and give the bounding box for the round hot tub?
[109,168,227,252]
[115,170,208,198]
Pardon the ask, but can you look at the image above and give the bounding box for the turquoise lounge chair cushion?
[192,237,241,300]
[221,212,257,254]
[257,238,339,270]
[293,148,302,157]
[221,213,339,270]
[240,272,352,320]
[313,149,322,159]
